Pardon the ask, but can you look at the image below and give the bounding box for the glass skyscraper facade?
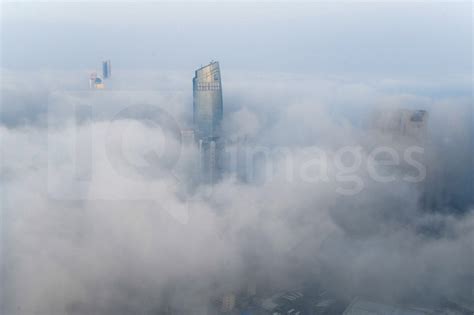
[193,61,223,139]
[102,60,111,79]
[193,61,224,184]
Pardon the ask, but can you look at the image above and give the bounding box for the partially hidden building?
[193,61,224,184]
[102,60,111,79]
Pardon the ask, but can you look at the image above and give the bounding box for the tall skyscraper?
[193,61,223,139]
[102,60,111,79]
[193,61,224,184]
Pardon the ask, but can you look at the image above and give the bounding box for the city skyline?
[1,2,473,315]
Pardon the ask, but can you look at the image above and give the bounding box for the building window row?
[197,82,221,91]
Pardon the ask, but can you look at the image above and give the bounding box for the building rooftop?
[194,61,221,82]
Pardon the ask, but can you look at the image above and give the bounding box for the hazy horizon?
[1,2,473,315]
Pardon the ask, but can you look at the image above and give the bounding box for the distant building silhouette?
[371,108,428,140]
[102,60,111,79]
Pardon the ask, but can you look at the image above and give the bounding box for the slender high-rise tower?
[102,60,111,79]
[193,61,224,184]
[193,61,223,139]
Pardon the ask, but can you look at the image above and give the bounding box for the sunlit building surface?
[89,73,105,89]
[94,77,105,89]
[193,61,224,184]
[193,61,223,139]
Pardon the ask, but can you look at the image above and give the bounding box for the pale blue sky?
[2,1,472,77]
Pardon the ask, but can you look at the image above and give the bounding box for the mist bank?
[1,69,473,314]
